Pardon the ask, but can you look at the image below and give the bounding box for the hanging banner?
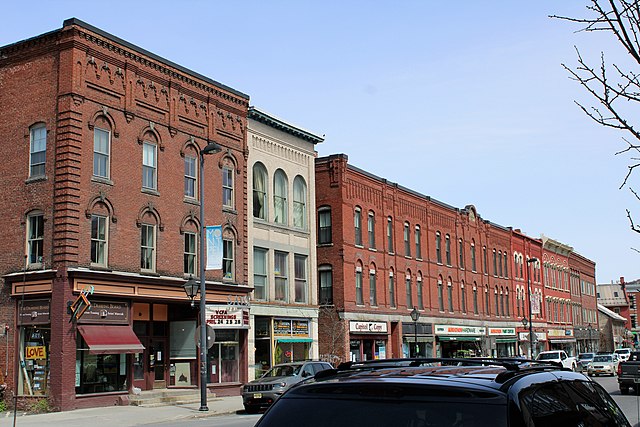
[531,293,541,315]
[205,225,223,270]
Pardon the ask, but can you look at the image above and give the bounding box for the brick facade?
[0,19,251,410]
[316,154,599,362]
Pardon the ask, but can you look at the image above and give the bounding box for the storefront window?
[19,326,50,396]
[76,334,127,394]
[207,329,239,383]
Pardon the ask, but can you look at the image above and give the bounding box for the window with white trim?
[29,124,46,178]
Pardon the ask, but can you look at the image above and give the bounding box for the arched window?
[293,176,307,228]
[461,281,466,313]
[447,279,454,312]
[437,277,444,311]
[355,263,364,305]
[273,169,288,224]
[354,207,362,246]
[389,268,396,308]
[445,235,451,266]
[405,271,413,308]
[369,264,377,306]
[471,240,476,272]
[252,163,268,219]
[436,232,442,264]
[473,283,479,314]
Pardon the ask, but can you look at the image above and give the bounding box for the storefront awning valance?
[495,338,517,343]
[548,338,576,344]
[78,325,145,354]
[437,336,480,342]
[276,338,313,343]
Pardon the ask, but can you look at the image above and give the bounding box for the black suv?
[254,358,630,427]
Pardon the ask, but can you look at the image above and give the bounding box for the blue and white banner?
[205,225,223,270]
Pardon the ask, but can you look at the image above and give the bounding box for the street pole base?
[199,406,209,412]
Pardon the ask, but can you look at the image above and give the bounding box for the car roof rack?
[315,357,566,382]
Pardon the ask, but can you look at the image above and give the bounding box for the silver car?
[587,354,619,377]
[241,361,333,413]
[577,352,595,372]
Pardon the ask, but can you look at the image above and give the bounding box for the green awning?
[495,338,517,343]
[437,336,480,342]
[276,338,313,343]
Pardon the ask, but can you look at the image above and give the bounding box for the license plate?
[253,393,263,398]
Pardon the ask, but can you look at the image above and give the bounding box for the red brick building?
[0,19,251,410]
[315,154,599,362]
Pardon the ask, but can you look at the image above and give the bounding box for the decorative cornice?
[249,106,323,144]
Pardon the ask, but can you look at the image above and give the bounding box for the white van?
[614,348,632,362]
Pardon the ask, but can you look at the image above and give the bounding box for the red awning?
[78,325,145,354]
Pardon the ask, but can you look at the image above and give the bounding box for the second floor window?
[459,239,464,269]
[142,142,157,190]
[369,270,377,306]
[91,215,108,267]
[27,213,44,265]
[29,124,46,178]
[253,247,267,301]
[406,275,412,308]
[319,265,333,305]
[222,166,234,208]
[417,278,423,310]
[318,207,332,244]
[183,232,196,275]
[184,156,196,198]
[93,127,110,179]
[294,255,307,303]
[436,232,442,263]
[223,238,234,280]
[140,224,156,272]
[438,280,444,311]
[274,251,288,302]
[389,272,396,308]
[415,226,422,259]
[356,268,364,305]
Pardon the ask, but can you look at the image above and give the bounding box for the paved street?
[2,375,639,426]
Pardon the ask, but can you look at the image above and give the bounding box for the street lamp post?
[410,307,420,357]
[526,258,538,359]
[197,141,222,411]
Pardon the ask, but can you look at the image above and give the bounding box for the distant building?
[598,304,628,352]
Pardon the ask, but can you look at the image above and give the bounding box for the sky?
[2,1,638,284]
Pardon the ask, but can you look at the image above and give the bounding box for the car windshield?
[256,395,507,427]
[593,355,613,362]
[263,365,302,377]
[615,349,630,354]
[537,353,559,360]
[578,353,595,360]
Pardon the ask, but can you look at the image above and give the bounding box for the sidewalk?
[2,395,245,427]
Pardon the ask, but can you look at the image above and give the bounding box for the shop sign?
[205,305,250,329]
[274,319,293,335]
[292,320,309,336]
[434,325,485,336]
[273,318,310,338]
[547,329,573,338]
[488,328,516,336]
[519,332,547,342]
[349,321,388,334]
[18,300,50,325]
[77,301,129,324]
[25,345,47,360]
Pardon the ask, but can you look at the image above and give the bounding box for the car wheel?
[621,387,629,395]
[244,405,260,414]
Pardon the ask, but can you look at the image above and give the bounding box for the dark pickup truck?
[617,351,640,394]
